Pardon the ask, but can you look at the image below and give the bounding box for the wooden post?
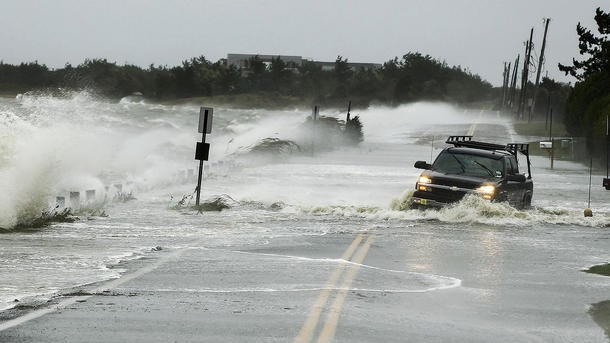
[70,192,80,210]
[86,190,96,204]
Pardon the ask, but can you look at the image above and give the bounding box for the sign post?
[603,116,610,191]
[195,107,213,206]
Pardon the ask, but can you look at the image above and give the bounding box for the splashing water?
[1,92,610,317]
[2,94,608,228]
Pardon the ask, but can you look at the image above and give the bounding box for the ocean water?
[0,92,608,314]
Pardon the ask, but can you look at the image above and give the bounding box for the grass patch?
[2,209,77,232]
[584,263,610,277]
[512,120,569,137]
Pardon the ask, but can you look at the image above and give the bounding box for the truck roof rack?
[446,135,507,152]
[446,136,532,178]
[506,143,529,157]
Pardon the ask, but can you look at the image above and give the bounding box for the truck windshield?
[432,151,504,178]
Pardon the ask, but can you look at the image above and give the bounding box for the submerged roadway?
[0,222,608,342]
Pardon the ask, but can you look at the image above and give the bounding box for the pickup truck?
[411,136,533,209]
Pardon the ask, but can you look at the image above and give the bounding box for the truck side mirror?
[414,161,431,170]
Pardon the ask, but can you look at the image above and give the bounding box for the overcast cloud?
[1,0,607,85]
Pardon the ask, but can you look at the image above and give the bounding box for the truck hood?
[423,171,499,190]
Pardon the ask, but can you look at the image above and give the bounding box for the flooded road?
[0,93,609,341]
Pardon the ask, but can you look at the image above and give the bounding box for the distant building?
[312,61,382,72]
[227,54,303,75]
[227,53,381,74]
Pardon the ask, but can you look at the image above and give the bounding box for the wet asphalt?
[1,221,608,343]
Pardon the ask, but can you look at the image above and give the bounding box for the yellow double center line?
[466,109,484,136]
[295,233,374,343]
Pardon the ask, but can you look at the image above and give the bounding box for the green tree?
[214,62,241,94]
[559,7,610,159]
[296,60,327,101]
[558,7,610,80]
[244,55,267,92]
[0,51,493,105]
[268,56,297,94]
[332,56,352,99]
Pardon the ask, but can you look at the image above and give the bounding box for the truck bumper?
[411,196,446,209]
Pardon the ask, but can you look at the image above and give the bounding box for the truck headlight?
[418,176,431,184]
[417,176,431,191]
[476,184,495,200]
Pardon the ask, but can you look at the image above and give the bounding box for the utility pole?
[501,62,510,109]
[506,62,511,107]
[509,55,520,111]
[529,18,551,122]
[518,28,534,120]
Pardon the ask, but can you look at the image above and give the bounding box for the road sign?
[198,107,213,134]
[195,142,210,161]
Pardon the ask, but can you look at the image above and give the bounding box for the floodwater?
[0,92,609,340]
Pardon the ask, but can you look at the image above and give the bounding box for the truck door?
[505,156,524,207]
